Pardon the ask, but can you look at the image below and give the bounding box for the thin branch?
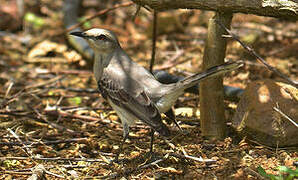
[52,86,98,93]
[149,10,158,73]
[7,128,34,158]
[0,138,88,146]
[100,156,166,179]
[273,106,298,128]
[0,107,110,130]
[43,169,65,179]
[65,1,134,33]
[243,167,266,180]
[27,164,46,180]
[0,156,106,163]
[169,152,216,164]
[139,158,165,169]
[4,82,14,98]
[31,107,77,134]
[0,109,80,135]
[154,50,187,70]
[216,20,298,88]
[132,5,142,21]
[100,151,216,179]
[25,76,65,90]
[2,171,32,175]
[35,69,92,75]
[44,108,103,123]
[0,89,25,109]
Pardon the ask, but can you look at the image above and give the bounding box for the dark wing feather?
[98,73,170,137]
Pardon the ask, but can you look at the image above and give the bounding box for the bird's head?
[70,28,120,53]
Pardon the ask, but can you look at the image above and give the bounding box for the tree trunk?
[200,12,233,140]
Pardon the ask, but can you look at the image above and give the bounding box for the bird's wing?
[98,71,170,137]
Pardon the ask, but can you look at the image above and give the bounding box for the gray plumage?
[70,28,243,142]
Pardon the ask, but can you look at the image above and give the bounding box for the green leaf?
[278,166,298,175]
[3,160,20,168]
[78,17,92,29]
[24,12,36,22]
[24,12,45,28]
[278,166,298,180]
[257,166,282,180]
[258,166,271,177]
[48,91,54,96]
[68,97,82,105]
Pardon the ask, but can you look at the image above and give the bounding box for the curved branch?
[132,0,298,20]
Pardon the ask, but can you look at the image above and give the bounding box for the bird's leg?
[115,123,129,162]
[165,108,183,132]
[149,129,155,154]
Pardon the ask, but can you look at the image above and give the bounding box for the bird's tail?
[173,60,244,92]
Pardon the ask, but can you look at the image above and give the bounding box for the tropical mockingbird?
[70,28,243,159]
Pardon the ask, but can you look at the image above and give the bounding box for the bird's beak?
[70,31,86,38]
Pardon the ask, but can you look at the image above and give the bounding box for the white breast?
[108,98,137,126]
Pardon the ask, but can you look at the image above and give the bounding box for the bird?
[70,28,243,160]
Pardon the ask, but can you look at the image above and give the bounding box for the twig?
[27,164,46,180]
[2,165,87,171]
[243,167,265,180]
[101,150,214,179]
[245,139,283,150]
[0,109,80,135]
[44,108,103,123]
[170,151,216,164]
[4,82,14,98]
[156,58,191,71]
[0,107,109,132]
[139,158,165,169]
[5,164,65,179]
[216,20,298,88]
[214,148,247,155]
[132,4,141,21]
[7,128,33,157]
[0,76,59,107]
[154,50,187,70]
[52,86,98,93]
[35,69,92,75]
[2,165,80,178]
[32,107,77,134]
[0,156,106,163]
[0,138,88,146]
[182,154,216,163]
[65,2,134,33]
[0,89,25,109]
[43,169,65,179]
[100,156,166,179]
[149,10,158,73]
[2,171,32,175]
[273,106,298,128]
[25,76,64,90]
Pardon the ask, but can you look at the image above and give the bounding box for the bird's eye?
[96,35,107,40]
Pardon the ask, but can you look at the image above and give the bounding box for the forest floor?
[0,0,297,179]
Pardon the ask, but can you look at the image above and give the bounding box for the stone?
[232,79,298,147]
